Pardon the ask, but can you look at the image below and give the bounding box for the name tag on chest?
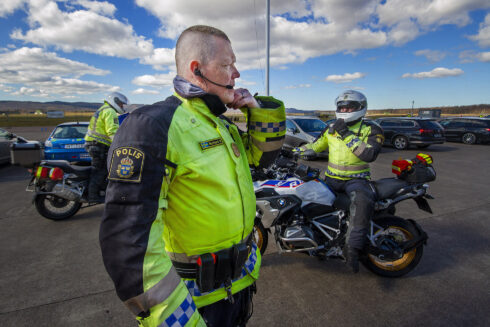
[199,137,224,151]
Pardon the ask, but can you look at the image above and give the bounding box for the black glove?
[331,119,351,139]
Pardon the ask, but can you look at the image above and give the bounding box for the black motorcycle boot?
[88,168,105,203]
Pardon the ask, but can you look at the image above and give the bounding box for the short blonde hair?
[175,25,230,75]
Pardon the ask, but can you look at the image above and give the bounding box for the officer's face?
[201,37,240,104]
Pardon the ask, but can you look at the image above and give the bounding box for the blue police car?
[44,122,91,162]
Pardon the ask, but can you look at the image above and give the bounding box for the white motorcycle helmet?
[334,90,367,124]
[106,92,129,114]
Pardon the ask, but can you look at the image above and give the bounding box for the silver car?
[284,116,329,159]
[0,128,29,165]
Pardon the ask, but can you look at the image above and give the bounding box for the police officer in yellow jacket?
[100,25,286,326]
[84,92,129,202]
[295,90,384,273]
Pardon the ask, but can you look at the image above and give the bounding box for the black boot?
[88,168,106,203]
[344,247,360,273]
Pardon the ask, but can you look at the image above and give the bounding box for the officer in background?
[294,90,384,273]
[84,92,129,203]
[99,25,286,326]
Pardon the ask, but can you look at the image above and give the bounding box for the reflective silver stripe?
[353,142,367,157]
[86,130,112,143]
[251,137,283,152]
[328,161,369,171]
[167,233,252,264]
[124,266,181,315]
[325,167,371,179]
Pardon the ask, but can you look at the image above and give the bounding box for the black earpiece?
[193,67,233,90]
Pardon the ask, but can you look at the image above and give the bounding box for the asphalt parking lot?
[0,128,489,327]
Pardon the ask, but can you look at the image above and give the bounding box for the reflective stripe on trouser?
[184,242,259,307]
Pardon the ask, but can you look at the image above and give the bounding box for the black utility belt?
[172,239,252,294]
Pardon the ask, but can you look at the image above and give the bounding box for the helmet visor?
[336,100,362,112]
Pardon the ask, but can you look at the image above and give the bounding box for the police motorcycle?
[25,159,106,220]
[251,150,434,277]
[11,138,105,220]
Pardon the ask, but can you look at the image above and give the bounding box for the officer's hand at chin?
[332,119,351,139]
[228,88,259,109]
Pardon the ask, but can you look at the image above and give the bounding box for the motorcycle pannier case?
[403,163,436,183]
[10,141,44,167]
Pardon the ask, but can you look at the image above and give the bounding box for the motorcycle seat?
[373,178,411,200]
[41,160,92,177]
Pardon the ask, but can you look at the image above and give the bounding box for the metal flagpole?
[266,0,270,96]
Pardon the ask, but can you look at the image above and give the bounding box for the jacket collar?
[173,76,227,116]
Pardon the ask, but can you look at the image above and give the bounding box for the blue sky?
[0,0,489,111]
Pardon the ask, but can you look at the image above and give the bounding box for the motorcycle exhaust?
[52,183,82,201]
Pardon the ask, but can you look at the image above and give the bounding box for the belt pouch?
[214,249,232,289]
[197,253,215,293]
[232,243,249,280]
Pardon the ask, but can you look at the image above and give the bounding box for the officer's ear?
[190,61,200,77]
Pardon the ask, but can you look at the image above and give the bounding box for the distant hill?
[0,101,143,113]
[0,101,488,116]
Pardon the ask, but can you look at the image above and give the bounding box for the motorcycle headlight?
[45,140,52,148]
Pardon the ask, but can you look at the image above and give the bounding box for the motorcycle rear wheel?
[362,215,424,277]
[35,194,82,220]
[253,219,268,256]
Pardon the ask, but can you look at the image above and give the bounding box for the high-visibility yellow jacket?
[84,102,119,146]
[306,120,384,180]
[100,92,285,326]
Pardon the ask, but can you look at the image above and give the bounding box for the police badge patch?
[108,147,145,182]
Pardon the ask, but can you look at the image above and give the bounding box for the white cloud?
[132,88,160,95]
[140,48,175,70]
[0,47,118,97]
[469,13,490,47]
[325,72,365,83]
[377,0,490,45]
[132,72,175,87]
[459,50,490,63]
[11,0,154,59]
[415,49,447,62]
[235,78,256,87]
[0,0,26,18]
[402,67,464,79]
[12,86,50,97]
[75,0,116,16]
[131,0,490,71]
[284,84,311,89]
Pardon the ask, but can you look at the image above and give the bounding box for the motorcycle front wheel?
[362,215,424,278]
[34,194,82,220]
[253,219,268,256]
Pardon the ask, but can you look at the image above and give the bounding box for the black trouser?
[325,176,375,250]
[85,142,109,200]
[198,285,255,327]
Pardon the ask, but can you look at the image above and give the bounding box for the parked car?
[284,116,329,159]
[375,117,445,150]
[44,122,91,163]
[0,128,28,165]
[438,118,490,144]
